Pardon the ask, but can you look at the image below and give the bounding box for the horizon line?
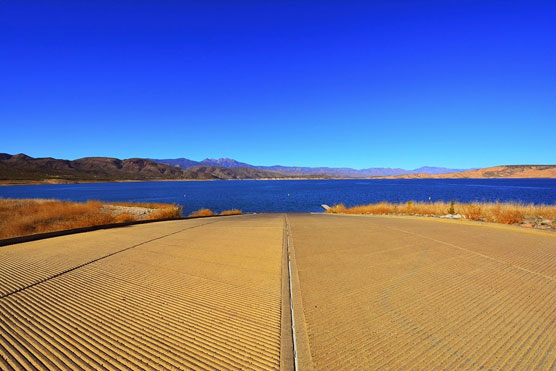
[5,152,556,171]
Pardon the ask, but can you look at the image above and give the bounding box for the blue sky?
[1,1,555,169]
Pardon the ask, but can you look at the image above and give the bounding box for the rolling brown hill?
[184,165,291,180]
[0,153,292,183]
[380,165,556,179]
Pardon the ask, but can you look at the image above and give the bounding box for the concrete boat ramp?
[1,214,555,370]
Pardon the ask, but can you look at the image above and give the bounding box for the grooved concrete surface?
[1,213,556,370]
[288,214,556,370]
[0,215,285,370]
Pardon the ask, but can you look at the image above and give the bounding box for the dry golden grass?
[146,207,184,220]
[220,209,242,216]
[326,201,556,225]
[0,198,182,239]
[109,201,182,209]
[189,208,214,217]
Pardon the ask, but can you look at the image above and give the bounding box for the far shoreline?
[3,176,556,186]
[0,177,338,186]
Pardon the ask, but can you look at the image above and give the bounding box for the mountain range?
[152,157,467,177]
[2,153,554,184]
[0,154,293,183]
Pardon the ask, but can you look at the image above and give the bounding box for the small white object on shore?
[321,204,331,211]
[441,214,462,219]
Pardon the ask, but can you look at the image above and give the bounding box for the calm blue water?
[1,179,555,215]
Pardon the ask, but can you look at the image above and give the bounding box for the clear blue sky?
[1,1,555,169]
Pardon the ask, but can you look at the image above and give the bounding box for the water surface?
[1,179,555,215]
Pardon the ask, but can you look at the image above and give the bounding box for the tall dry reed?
[326,201,556,225]
[189,208,214,217]
[0,199,182,239]
[220,209,242,216]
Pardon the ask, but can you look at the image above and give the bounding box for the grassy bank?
[326,201,556,228]
[0,199,182,239]
[188,208,243,217]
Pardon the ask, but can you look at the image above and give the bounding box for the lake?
[1,179,555,215]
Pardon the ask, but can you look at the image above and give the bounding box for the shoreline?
[0,177,336,186]
[2,176,556,186]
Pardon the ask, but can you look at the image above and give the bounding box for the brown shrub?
[491,207,524,224]
[461,203,483,221]
[327,203,347,214]
[189,208,214,217]
[220,209,242,216]
[114,212,136,223]
[0,198,182,239]
[146,205,183,220]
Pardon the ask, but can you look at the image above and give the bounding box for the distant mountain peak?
[152,158,200,169]
[13,153,33,160]
[200,158,253,168]
[152,157,470,176]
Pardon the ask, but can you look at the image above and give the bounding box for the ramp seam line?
[285,216,298,370]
